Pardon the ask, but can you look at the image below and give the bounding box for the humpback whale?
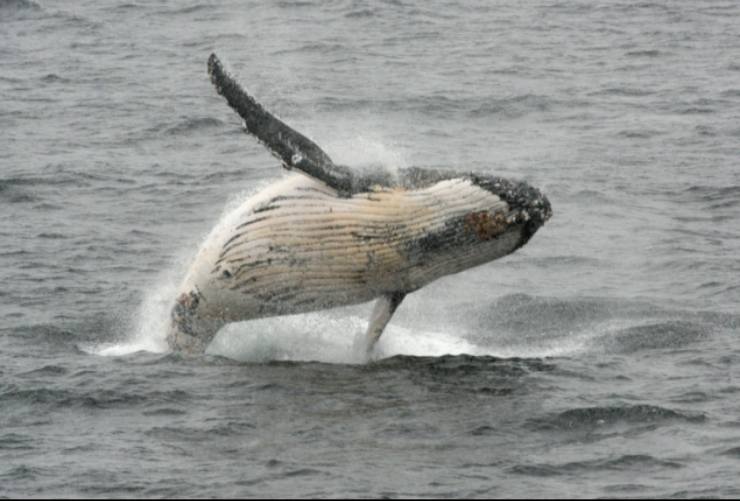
[166,53,552,356]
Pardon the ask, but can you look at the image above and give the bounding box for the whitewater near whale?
[166,53,552,356]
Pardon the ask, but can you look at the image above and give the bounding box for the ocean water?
[2,0,740,497]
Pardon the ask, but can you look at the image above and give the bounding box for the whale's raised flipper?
[365,291,406,355]
[207,53,356,195]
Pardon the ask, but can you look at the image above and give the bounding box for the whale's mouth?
[505,183,552,231]
[469,175,551,225]
[472,175,552,247]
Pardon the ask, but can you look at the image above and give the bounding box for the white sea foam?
[206,310,472,364]
[204,309,595,364]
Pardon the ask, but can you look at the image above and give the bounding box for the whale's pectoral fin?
[207,53,355,196]
[365,291,406,356]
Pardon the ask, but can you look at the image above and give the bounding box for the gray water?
[2,0,740,497]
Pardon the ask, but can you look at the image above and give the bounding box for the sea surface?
[2,0,740,497]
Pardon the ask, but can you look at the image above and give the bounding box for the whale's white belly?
[179,173,511,322]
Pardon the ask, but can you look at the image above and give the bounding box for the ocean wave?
[271,42,347,56]
[599,320,708,354]
[275,0,315,8]
[162,116,225,136]
[0,385,193,410]
[0,173,102,191]
[720,447,740,458]
[4,324,76,348]
[0,182,36,203]
[157,3,211,15]
[371,353,554,374]
[0,433,35,451]
[313,93,555,118]
[5,314,122,349]
[601,1,674,13]
[0,464,43,481]
[668,391,713,404]
[617,128,664,139]
[589,86,656,97]
[570,188,619,203]
[508,454,682,477]
[672,184,740,217]
[130,116,226,141]
[682,184,740,203]
[469,94,551,117]
[36,232,69,239]
[16,365,68,378]
[145,421,257,443]
[525,254,604,268]
[625,49,663,57]
[40,73,71,84]
[0,0,41,18]
[0,387,76,406]
[694,124,717,136]
[528,404,705,431]
[141,407,187,417]
[472,294,649,334]
[345,8,377,18]
[109,2,141,11]
[677,106,715,115]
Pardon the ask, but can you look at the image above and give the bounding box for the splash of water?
[326,132,408,170]
[87,254,189,357]
[206,310,483,364]
[204,309,597,364]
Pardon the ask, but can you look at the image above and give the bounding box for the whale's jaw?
[468,175,552,249]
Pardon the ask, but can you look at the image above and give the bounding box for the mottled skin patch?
[464,210,508,241]
[171,289,201,336]
[177,290,200,310]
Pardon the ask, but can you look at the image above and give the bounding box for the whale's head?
[472,175,552,248]
[400,173,551,285]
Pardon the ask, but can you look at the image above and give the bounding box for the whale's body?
[166,54,552,355]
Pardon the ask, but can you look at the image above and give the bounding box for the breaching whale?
[166,53,552,356]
